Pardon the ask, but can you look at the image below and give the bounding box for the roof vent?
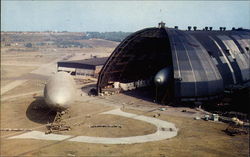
[158,21,165,28]
[223,27,226,31]
[209,27,213,31]
[205,27,208,31]
[219,27,223,31]
[188,26,192,31]
[174,26,178,29]
[193,26,197,31]
[232,27,235,30]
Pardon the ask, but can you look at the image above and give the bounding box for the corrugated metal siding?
[214,35,243,84]
[208,36,237,85]
[217,35,250,82]
[167,28,223,98]
[190,33,234,87]
[188,35,223,96]
[189,30,250,87]
[230,34,250,68]
[98,27,250,101]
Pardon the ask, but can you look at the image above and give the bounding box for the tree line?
[84,32,132,42]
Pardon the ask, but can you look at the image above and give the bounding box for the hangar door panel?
[167,29,223,98]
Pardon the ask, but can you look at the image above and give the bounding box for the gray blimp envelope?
[44,72,76,111]
[154,67,172,86]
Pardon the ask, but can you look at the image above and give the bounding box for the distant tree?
[25,43,32,48]
[85,31,132,42]
[56,40,92,48]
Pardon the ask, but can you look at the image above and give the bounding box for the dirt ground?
[1,94,248,157]
[1,84,249,157]
[1,65,37,85]
[0,34,249,157]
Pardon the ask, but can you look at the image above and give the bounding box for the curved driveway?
[9,108,178,144]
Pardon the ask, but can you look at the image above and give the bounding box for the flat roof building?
[57,57,108,78]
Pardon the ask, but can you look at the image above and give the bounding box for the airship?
[44,72,76,111]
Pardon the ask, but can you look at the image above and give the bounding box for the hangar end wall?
[97,26,250,103]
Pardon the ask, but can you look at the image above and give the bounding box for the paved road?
[9,108,178,144]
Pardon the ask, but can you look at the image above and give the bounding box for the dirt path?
[1,63,41,67]
[1,90,43,101]
[1,55,67,95]
[1,80,27,95]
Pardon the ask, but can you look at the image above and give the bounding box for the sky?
[1,1,250,32]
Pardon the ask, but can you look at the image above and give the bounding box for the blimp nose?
[51,94,68,107]
[53,96,65,105]
[44,72,76,111]
[45,90,72,109]
[155,76,164,85]
[154,67,172,86]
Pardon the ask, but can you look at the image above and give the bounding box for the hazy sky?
[1,1,250,32]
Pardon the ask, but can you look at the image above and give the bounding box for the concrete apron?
[9,108,178,144]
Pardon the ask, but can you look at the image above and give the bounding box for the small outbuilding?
[57,57,108,78]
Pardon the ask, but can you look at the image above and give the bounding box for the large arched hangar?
[97,23,250,103]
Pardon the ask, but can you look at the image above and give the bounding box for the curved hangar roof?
[97,26,250,102]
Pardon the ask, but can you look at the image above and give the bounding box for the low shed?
[57,57,108,78]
